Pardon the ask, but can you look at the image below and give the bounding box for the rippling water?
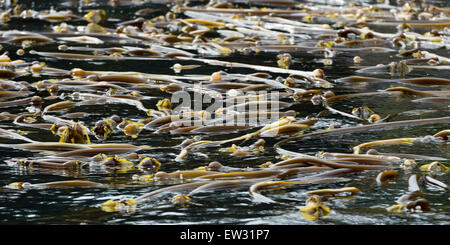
[0,0,449,226]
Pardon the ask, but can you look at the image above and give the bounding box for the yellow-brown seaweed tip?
[299,195,331,220]
[172,194,191,205]
[5,182,27,189]
[101,199,137,212]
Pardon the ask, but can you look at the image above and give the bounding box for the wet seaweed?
[0,0,448,224]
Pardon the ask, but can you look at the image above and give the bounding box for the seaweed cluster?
[0,0,448,223]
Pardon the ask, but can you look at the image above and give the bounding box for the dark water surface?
[0,0,449,225]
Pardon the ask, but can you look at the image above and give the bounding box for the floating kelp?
[177,56,326,82]
[352,129,449,154]
[0,0,448,224]
[5,157,88,170]
[0,133,149,156]
[195,170,283,180]
[274,117,450,150]
[0,31,54,47]
[269,156,391,170]
[57,121,91,144]
[101,181,213,212]
[388,195,431,213]
[299,195,331,220]
[5,180,104,189]
[419,161,449,174]
[387,173,436,214]
[423,175,449,192]
[249,177,348,204]
[337,76,450,86]
[306,187,361,198]
[375,170,399,185]
[57,35,105,44]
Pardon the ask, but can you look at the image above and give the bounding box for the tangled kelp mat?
[0,0,449,225]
